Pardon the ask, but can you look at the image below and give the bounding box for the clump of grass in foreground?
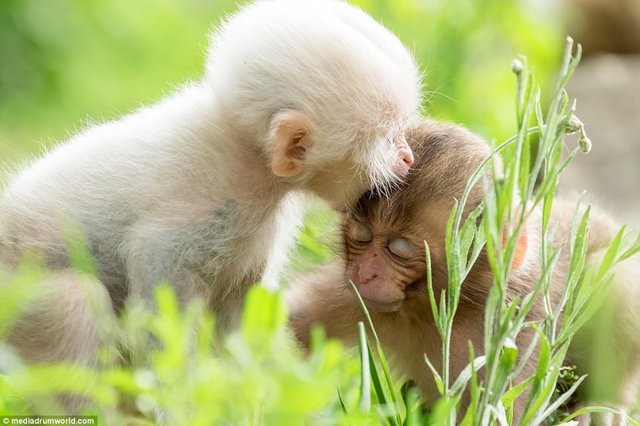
[0,281,367,425]
[1,38,639,425]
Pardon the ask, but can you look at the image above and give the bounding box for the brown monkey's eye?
[349,222,372,243]
[388,237,416,259]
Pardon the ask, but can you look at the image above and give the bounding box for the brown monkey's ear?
[502,226,528,271]
[269,111,314,178]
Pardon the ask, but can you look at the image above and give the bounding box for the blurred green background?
[0,0,563,165]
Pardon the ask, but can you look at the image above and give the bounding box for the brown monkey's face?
[345,219,424,313]
[342,119,500,314]
[343,202,440,313]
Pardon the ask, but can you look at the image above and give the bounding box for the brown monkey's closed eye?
[349,222,373,243]
[387,237,416,259]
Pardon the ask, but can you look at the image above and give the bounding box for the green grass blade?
[357,322,371,412]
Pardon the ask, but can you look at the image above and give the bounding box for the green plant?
[354,37,640,425]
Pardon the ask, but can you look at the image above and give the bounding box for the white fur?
[206,0,422,187]
[0,0,421,337]
[261,193,306,291]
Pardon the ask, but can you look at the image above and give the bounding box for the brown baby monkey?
[287,120,640,423]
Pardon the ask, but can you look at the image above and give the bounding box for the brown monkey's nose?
[359,252,379,284]
[359,270,378,284]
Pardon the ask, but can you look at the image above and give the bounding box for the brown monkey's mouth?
[405,279,423,293]
[362,297,402,313]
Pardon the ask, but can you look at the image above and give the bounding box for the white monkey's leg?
[123,204,274,330]
[6,270,116,413]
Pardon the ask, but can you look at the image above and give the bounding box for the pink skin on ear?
[349,247,405,312]
[394,134,414,177]
[270,111,313,178]
[503,225,529,271]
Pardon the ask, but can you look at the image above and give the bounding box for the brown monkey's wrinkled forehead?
[350,120,491,229]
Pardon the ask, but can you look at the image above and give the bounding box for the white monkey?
[0,0,421,382]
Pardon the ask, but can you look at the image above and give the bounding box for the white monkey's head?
[205,0,422,207]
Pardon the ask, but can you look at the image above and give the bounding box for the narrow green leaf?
[357,322,371,412]
[424,354,444,396]
[450,355,486,395]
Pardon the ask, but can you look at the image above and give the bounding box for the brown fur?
[287,120,640,423]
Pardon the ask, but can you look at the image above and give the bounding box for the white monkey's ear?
[269,111,314,178]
